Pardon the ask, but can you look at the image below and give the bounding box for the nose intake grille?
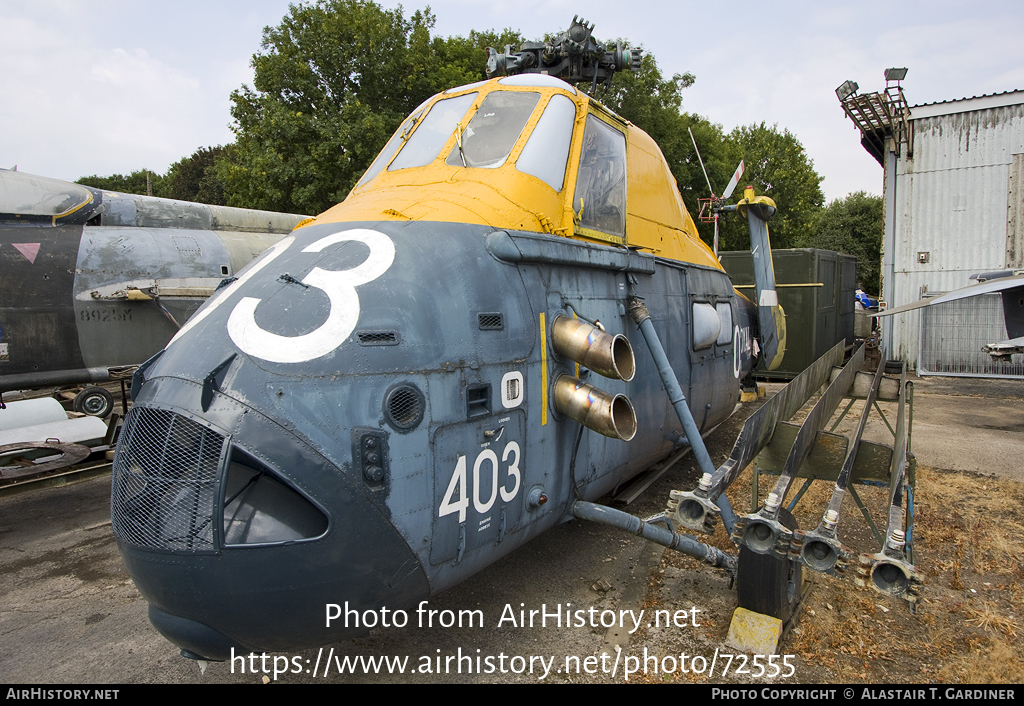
[111,407,226,553]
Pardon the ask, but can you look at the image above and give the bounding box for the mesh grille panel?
[478,313,504,330]
[384,385,425,430]
[111,407,226,552]
[357,330,399,346]
[919,293,1024,378]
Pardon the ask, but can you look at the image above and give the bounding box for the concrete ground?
[900,375,1024,480]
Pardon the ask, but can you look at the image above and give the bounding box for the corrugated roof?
[912,88,1024,109]
[911,89,1024,119]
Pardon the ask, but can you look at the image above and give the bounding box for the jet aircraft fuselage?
[0,170,305,395]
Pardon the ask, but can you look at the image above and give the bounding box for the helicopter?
[111,17,797,661]
[0,168,305,416]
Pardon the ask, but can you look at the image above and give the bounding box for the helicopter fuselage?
[112,75,760,659]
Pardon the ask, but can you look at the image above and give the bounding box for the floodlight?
[884,67,908,82]
[835,80,859,102]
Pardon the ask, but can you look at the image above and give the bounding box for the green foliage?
[76,6,830,245]
[76,170,163,196]
[727,122,825,251]
[585,52,745,250]
[589,53,698,190]
[218,0,522,214]
[583,52,826,254]
[798,191,884,294]
[162,146,229,205]
[76,148,229,205]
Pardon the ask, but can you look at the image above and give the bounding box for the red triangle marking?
[12,243,40,264]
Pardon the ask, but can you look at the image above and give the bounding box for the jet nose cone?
[111,400,428,659]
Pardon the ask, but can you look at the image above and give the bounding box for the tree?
[798,191,883,294]
[582,46,824,254]
[726,123,825,250]
[76,169,164,196]
[218,0,521,215]
[162,146,229,205]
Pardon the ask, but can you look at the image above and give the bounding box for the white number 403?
[439,442,521,523]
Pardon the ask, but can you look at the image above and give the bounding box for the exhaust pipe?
[551,316,635,381]
[553,375,636,441]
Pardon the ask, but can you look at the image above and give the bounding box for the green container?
[720,248,856,378]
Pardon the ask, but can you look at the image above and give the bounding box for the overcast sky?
[3,0,1023,204]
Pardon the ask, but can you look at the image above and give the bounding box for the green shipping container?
[720,248,856,378]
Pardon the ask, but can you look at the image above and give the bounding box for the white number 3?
[227,228,395,363]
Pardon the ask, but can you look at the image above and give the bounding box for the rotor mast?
[486,16,642,89]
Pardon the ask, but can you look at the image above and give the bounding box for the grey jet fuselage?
[0,170,306,393]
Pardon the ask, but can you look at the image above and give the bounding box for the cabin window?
[573,115,626,237]
[445,91,540,169]
[692,302,722,350]
[388,92,478,171]
[357,118,413,187]
[357,97,434,186]
[716,302,733,346]
[516,94,577,192]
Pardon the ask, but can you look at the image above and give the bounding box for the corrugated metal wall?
[890,101,1024,370]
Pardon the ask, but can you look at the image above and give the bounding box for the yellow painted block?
[725,607,782,655]
[740,390,758,403]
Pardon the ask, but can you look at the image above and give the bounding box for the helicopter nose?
[111,387,429,660]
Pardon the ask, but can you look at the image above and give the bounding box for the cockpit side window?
[388,92,478,172]
[445,91,540,169]
[516,94,577,192]
[357,118,413,188]
[573,115,627,238]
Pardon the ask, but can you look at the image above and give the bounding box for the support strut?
[572,501,735,574]
[627,296,716,478]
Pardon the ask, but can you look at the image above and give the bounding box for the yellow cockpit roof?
[310,75,720,270]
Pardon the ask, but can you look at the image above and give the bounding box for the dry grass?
[968,602,1020,637]
[784,464,1024,683]
[637,383,1024,684]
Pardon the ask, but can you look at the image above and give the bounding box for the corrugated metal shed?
[887,94,1024,369]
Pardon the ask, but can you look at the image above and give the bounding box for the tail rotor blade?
[747,207,786,371]
[721,160,745,200]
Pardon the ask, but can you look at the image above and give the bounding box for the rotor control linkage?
[735,344,867,561]
[572,501,735,575]
[486,15,641,88]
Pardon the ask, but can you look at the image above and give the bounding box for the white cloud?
[2,0,1022,203]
